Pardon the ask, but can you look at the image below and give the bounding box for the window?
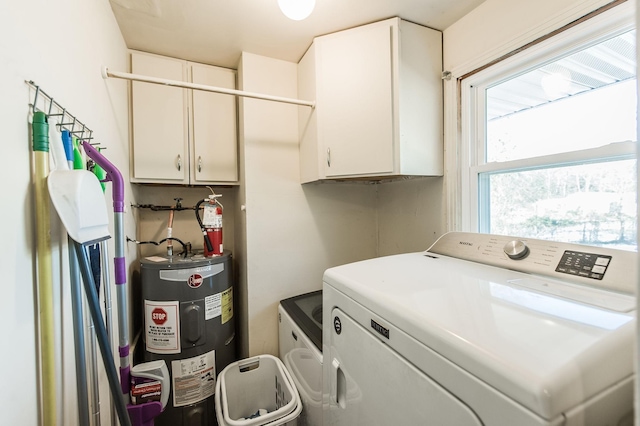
[462,7,637,251]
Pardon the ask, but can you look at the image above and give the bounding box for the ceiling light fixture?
[278,0,315,21]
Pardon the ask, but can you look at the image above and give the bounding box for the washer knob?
[503,240,530,260]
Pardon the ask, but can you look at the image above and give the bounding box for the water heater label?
[204,287,234,324]
[221,287,233,324]
[171,350,216,407]
[145,300,180,354]
[205,293,222,320]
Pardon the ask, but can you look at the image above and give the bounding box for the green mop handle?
[32,111,56,426]
[72,136,84,170]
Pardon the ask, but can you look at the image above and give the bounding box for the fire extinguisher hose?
[195,199,214,253]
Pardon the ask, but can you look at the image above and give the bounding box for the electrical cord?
[126,237,190,256]
[131,203,196,211]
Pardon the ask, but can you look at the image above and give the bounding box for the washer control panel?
[427,232,635,294]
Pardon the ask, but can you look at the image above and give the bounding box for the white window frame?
[459,2,636,233]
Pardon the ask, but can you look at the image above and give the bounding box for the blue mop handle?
[61,130,74,169]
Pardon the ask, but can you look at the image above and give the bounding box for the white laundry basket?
[215,354,302,426]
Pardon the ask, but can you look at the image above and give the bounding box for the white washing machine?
[323,232,636,426]
[278,291,323,426]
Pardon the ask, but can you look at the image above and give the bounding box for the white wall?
[377,177,446,256]
[238,52,378,357]
[0,0,131,424]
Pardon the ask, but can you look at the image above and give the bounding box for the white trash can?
[215,354,302,426]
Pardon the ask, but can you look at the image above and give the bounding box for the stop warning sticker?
[145,300,180,354]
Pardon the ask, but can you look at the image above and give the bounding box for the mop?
[72,135,103,426]
[59,129,91,425]
[48,147,132,426]
[46,121,93,426]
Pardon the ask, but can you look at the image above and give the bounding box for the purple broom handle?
[82,142,130,391]
[82,142,125,213]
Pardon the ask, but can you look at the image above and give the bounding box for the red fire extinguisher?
[195,191,223,257]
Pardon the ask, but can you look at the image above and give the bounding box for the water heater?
[140,251,236,426]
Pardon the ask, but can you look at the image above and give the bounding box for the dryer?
[323,232,636,425]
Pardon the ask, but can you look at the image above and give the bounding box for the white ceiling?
[109,0,486,69]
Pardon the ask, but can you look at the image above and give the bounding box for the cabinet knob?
[176,155,182,171]
[327,148,331,167]
[198,156,202,173]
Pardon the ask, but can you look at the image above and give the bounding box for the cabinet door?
[316,22,395,177]
[191,64,238,183]
[131,53,188,182]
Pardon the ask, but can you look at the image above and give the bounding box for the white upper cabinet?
[131,52,188,182]
[190,64,238,184]
[298,18,443,183]
[130,51,238,185]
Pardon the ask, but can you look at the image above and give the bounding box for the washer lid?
[323,252,635,420]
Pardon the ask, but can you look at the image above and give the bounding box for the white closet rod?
[102,67,315,108]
